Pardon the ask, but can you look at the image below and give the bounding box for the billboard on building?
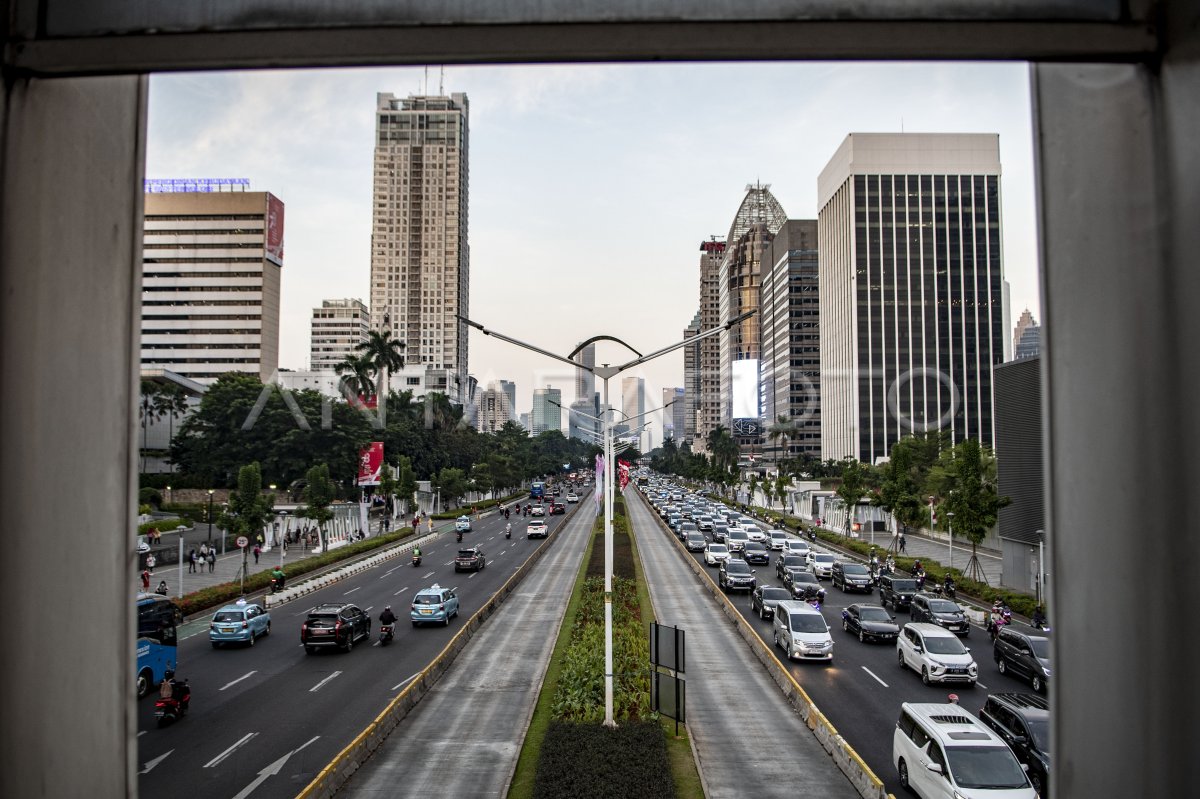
[356,442,383,486]
[265,193,285,266]
[732,359,760,419]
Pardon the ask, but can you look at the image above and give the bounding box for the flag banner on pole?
[357,442,384,486]
[594,453,604,504]
[618,459,631,491]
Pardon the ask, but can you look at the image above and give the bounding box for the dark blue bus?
[530,481,545,500]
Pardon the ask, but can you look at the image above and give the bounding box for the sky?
[147,62,1040,449]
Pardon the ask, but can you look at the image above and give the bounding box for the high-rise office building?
[682,311,701,442]
[310,298,370,370]
[817,133,1005,463]
[696,239,725,450]
[498,379,517,420]
[621,376,646,448]
[1013,309,1041,360]
[760,219,821,460]
[474,382,515,433]
[519,412,531,431]
[531,387,562,435]
[718,184,787,449]
[663,387,686,442]
[370,92,470,402]
[574,342,595,404]
[568,399,598,442]
[141,185,283,385]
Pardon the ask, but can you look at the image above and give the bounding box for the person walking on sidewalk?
[206,549,216,573]
[199,542,209,562]
[252,543,261,565]
[145,553,156,574]
[140,569,150,591]
[187,549,197,573]
[899,533,907,553]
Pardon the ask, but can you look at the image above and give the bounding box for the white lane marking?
[392,673,420,691]
[137,731,147,738]
[977,681,989,690]
[139,749,173,774]
[861,666,889,688]
[343,586,361,595]
[230,736,320,799]
[364,606,373,612]
[394,586,410,596]
[219,671,258,691]
[309,671,342,692]
[204,732,259,768]
[423,571,436,579]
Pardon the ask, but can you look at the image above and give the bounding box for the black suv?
[878,574,920,611]
[831,561,873,593]
[910,592,970,635]
[775,553,807,580]
[978,693,1051,797]
[455,547,486,572]
[742,541,771,565]
[782,568,826,602]
[718,559,757,593]
[301,603,370,654]
[994,627,1051,692]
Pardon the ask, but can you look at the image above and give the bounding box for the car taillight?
[242,622,248,629]
[439,604,445,612]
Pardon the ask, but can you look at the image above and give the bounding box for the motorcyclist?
[457,530,463,543]
[379,606,397,626]
[505,522,512,538]
[413,545,422,559]
[271,566,286,590]
[1031,605,1048,629]
[942,573,956,595]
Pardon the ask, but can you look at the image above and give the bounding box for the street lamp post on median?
[460,310,752,727]
[207,489,215,546]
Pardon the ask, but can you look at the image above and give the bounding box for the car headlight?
[968,663,978,675]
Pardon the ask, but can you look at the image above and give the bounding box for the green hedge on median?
[533,721,673,799]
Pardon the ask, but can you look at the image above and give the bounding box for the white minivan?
[772,600,833,662]
[893,702,1036,799]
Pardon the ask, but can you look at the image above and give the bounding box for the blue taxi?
[209,601,271,648]
[410,584,459,627]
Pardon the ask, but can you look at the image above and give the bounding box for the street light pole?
[207,489,214,546]
[947,511,955,570]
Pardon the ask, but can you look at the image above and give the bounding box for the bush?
[137,518,190,536]
[163,503,208,524]
[139,487,163,507]
[533,721,672,799]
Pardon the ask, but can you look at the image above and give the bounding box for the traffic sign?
[236,535,249,549]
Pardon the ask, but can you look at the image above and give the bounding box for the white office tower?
[310,298,369,370]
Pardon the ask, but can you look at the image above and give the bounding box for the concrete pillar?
[0,74,147,797]
[1032,42,1200,799]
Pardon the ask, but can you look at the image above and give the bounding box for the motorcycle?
[807,529,816,542]
[504,508,510,520]
[379,624,394,645]
[456,531,463,543]
[154,676,191,728]
[987,603,1013,640]
[270,577,285,593]
[914,569,927,590]
[505,524,512,540]
[412,553,422,567]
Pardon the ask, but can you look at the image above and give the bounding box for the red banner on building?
[265,193,285,266]
[357,442,383,486]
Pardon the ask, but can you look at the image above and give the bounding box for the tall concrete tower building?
[531,387,562,435]
[574,341,596,405]
[682,311,701,442]
[695,239,725,450]
[370,92,470,402]
[141,184,283,385]
[310,298,369,370]
[817,133,1005,463]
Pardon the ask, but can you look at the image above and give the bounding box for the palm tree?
[153,383,191,468]
[334,353,376,402]
[138,380,166,474]
[356,328,405,397]
[767,415,794,465]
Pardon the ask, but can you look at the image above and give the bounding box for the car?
[766,530,788,550]
[775,553,807,579]
[455,515,472,532]
[301,603,370,653]
[549,502,566,515]
[526,519,548,539]
[742,524,767,543]
[840,603,899,643]
[772,600,833,662]
[677,521,699,541]
[993,628,1051,692]
[897,622,978,686]
[566,493,579,503]
[894,702,1037,799]
[136,535,152,554]
[667,514,683,530]
[832,561,874,592]
[703,543,730,567]
[726,529,750,553]
[209,602,270,648]
[685,531,707,552]
[454,547,486,572]
[782,539,811,559]
[718,558,757,593]
[978,693,1052,797]
[410,584,459,627]
[878,573,920,611]
[750,585,792,620]
[530,504,546,517]
[695,515,714,531]
[808,552,837,579]
[782,568,826,602]
[711,523,730,543]
[910,592,971,635]
[742,541,771,565]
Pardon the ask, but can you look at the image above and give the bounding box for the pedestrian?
[252,543,261,564]
[899,533,907,553]
[199,542,209,560]
[187,549,197,573]
[207,549,216,573]
[145,553,156,574]
[140,569,150,591]
[427,516,433,532]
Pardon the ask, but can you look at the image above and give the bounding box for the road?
[639,489,1049,798]
[136,504,575,799]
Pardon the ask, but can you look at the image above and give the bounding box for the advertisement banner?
[357,442,383,486]
[618,459,631,491]
[265,193,285,266]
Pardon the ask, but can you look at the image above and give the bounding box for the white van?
[771,600,833,662]
[893,703,1037,799]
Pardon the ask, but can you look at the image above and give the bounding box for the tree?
[395,454,417,514]
[774,474,791,511]
[297,463,336,552]
[334,353,376,401]
[874,437,928,554]
[932,438,1010,583]
[152,383,191,466]
[470,462,494,499]
[434,467,469,511]
[835,458,871,537]
[217,462,274,545]
[356,328,406,390]
[767,415,794,464]
[139,380,166,473]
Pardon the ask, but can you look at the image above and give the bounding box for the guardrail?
[632,489,893,799]
[295,498,587,799]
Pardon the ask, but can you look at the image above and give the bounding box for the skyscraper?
[574,342,595,405]
[531,387,562,435]
[696,239,725,450]
[1013,309,1041,360]
[663,387,686,442]
[621,376,646,448]
[473,381,515,433]
[498,379,517,420]
[682,311,701,442]
[760,219,821,460]
[817,133,1005,463]
[310,298,370,370]
[141,185,283,385]
[370,92,470,402]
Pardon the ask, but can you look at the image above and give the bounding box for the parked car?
[526,519,548,539]
[809,552,837,579]
[840,603,899,643]
[993,628,1052,692]
[454,547,486,572]
[742,541,771,565]
[410,584,459,627]
[455,515,472,532]
[766,530,788,550]
[910,592,971,636]
[897,622,978,686]
[301,603,370,653]
[878,574,920,611]
[703,543,731,567]
[718,559,757,593]
[772,600,833,662]
[832,561,873,592]
[978,692,1052,797]
[750,585,793,620]
[210,602,270,648]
